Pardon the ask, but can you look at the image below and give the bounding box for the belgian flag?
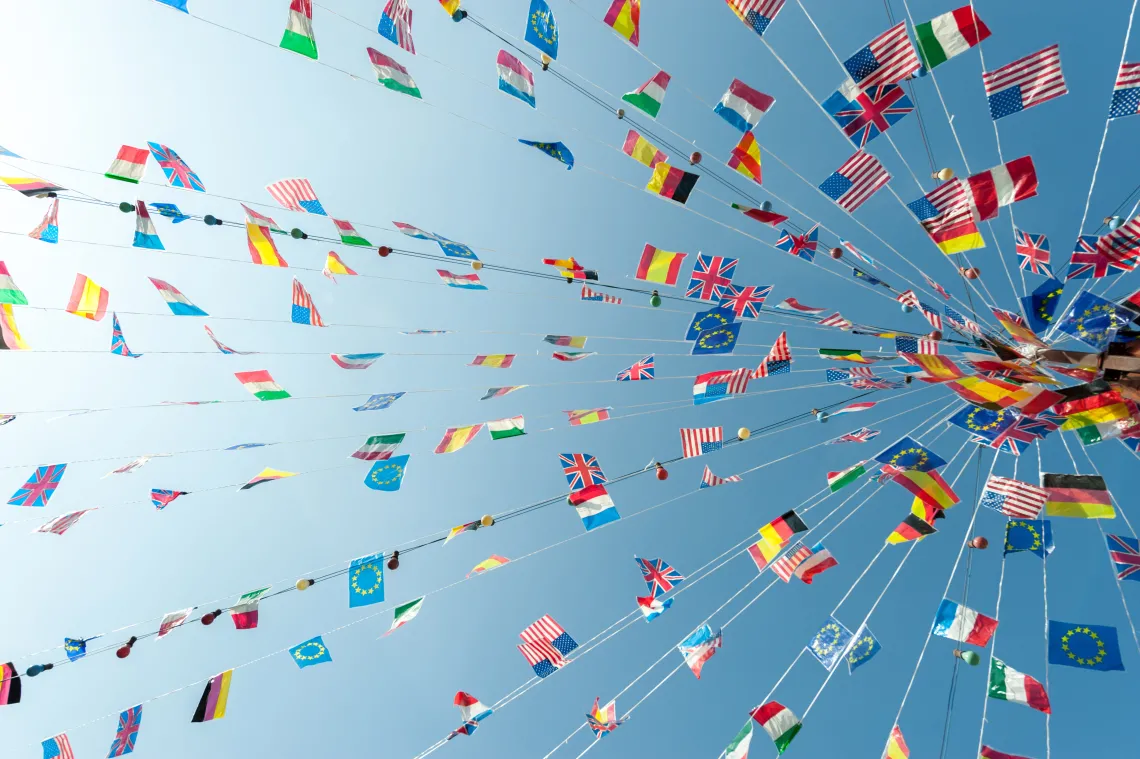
[646,163,699,204]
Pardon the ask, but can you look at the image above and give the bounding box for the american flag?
[830,427,881,444]
[1066,219,1140,280]
[700,465,742,488]
[771,542,812,582]
[919,302,944,330]
[825,367,874,382]
[850,377,899,389]
[291,278,325,326]
[1109,62,1140,119]
[718,284,771,318]
[841,238,876,267]
[686,254,738,300]
[1106,534,1140,581]
[36,509,95,536]
[922,272,949,299]
[616,355,655,381]
[983,44,1068,120]
[517,615,577,678]
[1014,229,1054,277]
[379,0,415,54]
[266,178,328,215]
[581,285,621,304]
[819,151,891,212]
[896,289,920,307]
[146,143,205,192]
[560,453,606,490]
[825,83,914,148]
[895,335,938,355]
[775,224,819,261]
[695,368,752,398]
[944,305,984,336]
[725,0,785,37]
[820,313,852,330]
[907,179,980,248]
[635,557,685,597]
[41,734,75,759]
[753,358,791,378]
[843,21,923,89]
[767,331,791,362]
[108,706,143,758]
[205,325,253,355]
[979,475,1047,518]
[680,427,724,458]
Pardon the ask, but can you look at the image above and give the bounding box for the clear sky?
[1,1,1137,758]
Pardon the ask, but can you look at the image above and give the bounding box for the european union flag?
[518,139,574,169]
[365,455,410,492]
[1048,621,1124,671]
[685,306,735,340]
[846,625,881,673]
[852,266,883,286]
[1004,519,1054,558]
[1055,291,1132,351]
[807,616,854,671]
[947,405,1016,442]
[523,0,558,59]
[290,636,333,668]
[348,552,385,607]
[149,203,190,222]
[436,238,478,261]
[1020,279,1064,334]
[64,636,95,662]
[874,435,947,471]
[691,322,741,355]
[353,392,406,412]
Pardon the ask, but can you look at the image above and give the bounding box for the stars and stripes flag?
[725,0,785,37]
[1014,229,1054,277]
[919,302,944,330]
[1106,534,1140,581]
[517,615,577,678]
[843,21,923,89]
[266,178,327,215]
[41,734,75,759]
[983,44,1068,120]
[1066,218,1140,280]
[775,224,819,262]
[980,475,1047,518]
[1109,62,1140,119]
[204,325,253,355]
[945,306,984,336]
[897,289,921,308]
[823,83,914,149]
[771,542,812,582]
[907,178,983,254]
[616,355,655,381]
[685,254,738,300]
[581,285,621,304]
[819,151,891,213]
[826,367,876,382]
[895,335,939,355]
[767,331,791,361]
[700,465,742,488]
[820,313,853,330]
[681,427,724,458]
[830,427,881,444]
[378,0,415,54]
[635,557,685,597]
[560,453,607,490]
[291,278,325,326]
[718,284,771,319]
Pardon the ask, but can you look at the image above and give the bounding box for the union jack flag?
[517,615,577,678]
[1014,412,1064,439]
[922,272,949,299]
[830,427,881,444]
[980,418,1039,455]
[108,705,143,757]
[685,254,738,300]
[1014,229,1054,277]
[1066,219,1140,280]
[776,224,819,261]
[823,83,914,148]
[146,143,204,192]
[634,557,685,597]
[7,464,67,507]
[560,453,606,491]
[35,509,96,536]
[718,284,771,318]
[110,313,141,358]
[616,355,655,381]
[378,0,415,54]
[840,238,876,267]
[1107,534,1140,581]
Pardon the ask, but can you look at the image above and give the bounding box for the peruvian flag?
[966,156,1038,221]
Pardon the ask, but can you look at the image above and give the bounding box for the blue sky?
[1,0,1138,757]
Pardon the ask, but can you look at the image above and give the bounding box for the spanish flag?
[622,130,667,168]
[1043,473,1114,519]
[946,376,1028,408]
[246,223,288,267]
[324,251,358,277]
[892,469,959,510]
[434,424,484,454]
[888,513,937,544]
[884,726,910,758]
[900,353,964,381]
[727,131,762,184]
[635,244,686,285]
[66,273,109,321]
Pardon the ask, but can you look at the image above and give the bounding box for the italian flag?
[387,597,425,634]
[488,415,526,440]
[234,370,291,401]
[752,701,801,755]
[915,6,991,70]
[280,0,318,60]
[988,657,1051,713]
[827,462,865,492]
[622,71,671,118]
[724,719,754,759]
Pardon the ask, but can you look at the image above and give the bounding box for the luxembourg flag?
[437,269,487,290]
[932,598,998,646]
[714,78,776,132]
[496,50,535,107]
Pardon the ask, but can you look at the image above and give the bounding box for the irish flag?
[751,701,801,755]
[488,416,526,440]
[281,0,318,59]
[988,657,1051,713]
[915,6,991,70]
[234,370,291,401]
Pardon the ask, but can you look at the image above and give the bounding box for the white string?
[974,542,1008,756]
[1036,440,1051,759]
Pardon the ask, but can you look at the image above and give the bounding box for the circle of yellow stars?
[847,634,876,664]
[888,446,928,469]
[812,621,845,657]
[1060,626,1107,667]
[1074,303,1119,341]
[698,326,735,350]
[1005,520,1042,553]
[351,562,383,596]
[293,640,327,661]
[370,461,405,486]
[1035,286,1062,325]
[529,9,557,45]
[966,407,1007,432]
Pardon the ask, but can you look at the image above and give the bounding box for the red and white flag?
[820,313,853,330]
[680,427,723,458]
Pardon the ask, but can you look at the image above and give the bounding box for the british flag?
[775,224,819,261]
[823,83,914,148]
[7,464,67,507]
[981,418,1039,455]
[560,453,606,491]
[818,150,891,213]
[1066,219,1140,280]
[616,355,655,381]
[634,557,685,597]
[108,705,143,757]
[1107,534,1140,581]
[378,0,415,54]
[1014,229,1054,277]
[830,427,881,444]
[685,254,738,301]
[146,143,205,192]
[850,377,899,389]
[517,615,577,678]
[718,284,771,318]
[922,272,949,299]
[1014,412,1064,439]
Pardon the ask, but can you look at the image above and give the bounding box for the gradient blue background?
[1,1,1137,757]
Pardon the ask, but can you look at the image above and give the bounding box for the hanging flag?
[128,201,163,250]
[932,598,998,646]
[874,436,947,471]
[331,353,384,370]
[1042,473,1113,518]
[827,462,865,492]
[727,131,763,183]
[564,408,611,425]
[637,595,673,621]
[616,355,655,381]
[634,556,684,597]
[1048,620,1124,671]
[364,455,410,491]
[447,692,492,739]
[266,178,326,215]
[1021,278,1064,334]
[751,701,801,754]
[517,615,577,677]
[724,719,756,759]
[109,313,141,358]
[980,748,1031,759]
[700,466,741,488]
[330,218,370,247]
[692,322,741,355]
[775,297,825,315]
[732,202,789,226]
[686,305,735,340]
[204,325,250,355]
[715,78,776,132]
[523,0,558,59]
[604,0,640,45]
[1109,61,1140,118]
[636,244,687,285]
[914,6,990,70]
[28,197,59,243]
[150,203,190,223]
[0,262,26,306]
[150,489,188,510]
[488,416,526,440]
[823,82,913,148]
[568,484,619,529]
[234,370,290,401]
[884,726,910,759]
[907,180,984,253]
[622,70,670,117]
[190,670,232,723]
[240,203,284,234]
[771,542,812,582]
[677,623,722,678]
[724,0,785,37]
[385,597,425,636]
[323,251,357,280]
[468,555,510,577]
[1067,218,1140,280]
[984,44,1067,120]
[830,427,880,444]
[819,150,891,212]
[348,552,385,607]
[748,510,809,569]
[106,145,149,183]
[7,464,67,507]
[149,277,207,316]
[41,735,73,759]
[351,433,405,461]
[843,21,922,89]
[291,278,325,326]
[1013,228,1054,276]
[146,142,204,192]
[289,636,332,668]
[436,269,486,289]
[469,354,515,368]
[228,587,270,630]
[686,253,738,300]
[0,176,64,197]
[481,385,527,400]
[847,626,882,672]
[694,368,752,404]
[560,452,606,490]
[646,163,699,204]
[891,469,959,510]
[1055,291,1133,349]
[622,129,667,168]
[775,224,819,262]
[445,522,482,551]
[988,657,1051,713]
[518,139,574,169]
[0,662,20,705]
[496,49,535,107]
[552,351,593,361]
[965,157,1038,220]
[107,706,143,757]
[64,637,95,662]
[435,424,484,454]
[35,509,97,536]
[378,0,415,54]
[280,0,318,59]
[1107,534,1140,580]
[157,608,192,639]
[65,273,108,321]
[807,617,854,671]
[586,697,623,737]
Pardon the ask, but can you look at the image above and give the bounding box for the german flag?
[646,163,698,204]
[888,512,937,544]
[1043,473,1113,519]
[748,510,808,569]
[910,497,946,524]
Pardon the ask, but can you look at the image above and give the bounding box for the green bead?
[118,202,135,213]
[650,294,662,307]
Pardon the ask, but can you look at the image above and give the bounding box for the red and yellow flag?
[66,273,109,321]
